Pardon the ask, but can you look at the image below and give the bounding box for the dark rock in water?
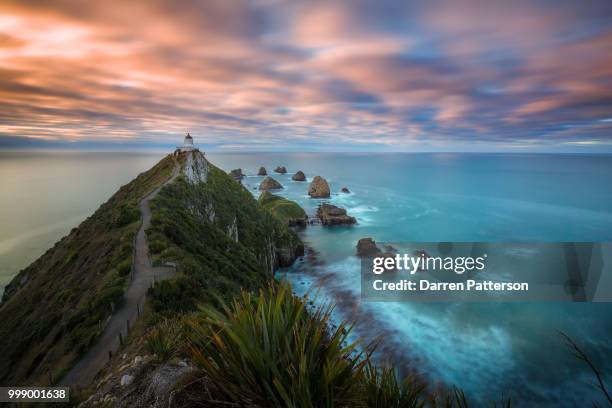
[259,176,283,191]
[229,168,244,181]
[341,187,350,193]
[356,238,381,257]
[308,176,330,198]
[258,166,267,176]
[292,170,306,181]
[274,166,287,174]
[317,203,356,226]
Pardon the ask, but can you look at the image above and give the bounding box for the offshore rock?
[259,176,283,191]
[229,168,244,181]
[292,170,306,181]
[258,166,267,176]
[308,176,330,198]
[356,238,381,257]
[274,166,287,174]
[317,204,356,226]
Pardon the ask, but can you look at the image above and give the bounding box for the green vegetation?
[0,155,176,385]
[145,319,181,362]
[180,281,512,408]
[185,282,367,407]
[259,191,307,226]
[146,163,303,316]
[360,364,426,408]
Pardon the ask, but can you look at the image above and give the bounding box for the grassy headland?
[145,160,303,316]
[0,155,176,385]
[259,190,308,226]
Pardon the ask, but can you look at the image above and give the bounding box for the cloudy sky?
[1,0,611,152]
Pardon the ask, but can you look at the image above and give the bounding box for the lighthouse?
[178,133,196,152]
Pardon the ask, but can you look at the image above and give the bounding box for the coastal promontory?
[259,191,308,226]
[0,149,303,387]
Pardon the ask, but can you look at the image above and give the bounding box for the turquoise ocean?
[1,151,611,405]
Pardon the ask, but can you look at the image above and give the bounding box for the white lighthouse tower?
[178,133,196,152]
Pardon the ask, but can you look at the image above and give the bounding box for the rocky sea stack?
[292,170,306,181]
[229,168,244,181]
[274,166,287,174]
[308,176,330,198]
[356,238,381,257]
[257,166,267,176]
[317,204,356,225]
[341,187,350,193]
[259,176,283,191]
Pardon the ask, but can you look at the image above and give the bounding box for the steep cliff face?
[182,150,209,184]
[147,150,303,315]
[0,150,303,385]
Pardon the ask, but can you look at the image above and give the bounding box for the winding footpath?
[61,158,181,388]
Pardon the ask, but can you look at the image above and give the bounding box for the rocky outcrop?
[292,170,306,181]
[229,168,244,181]
[183,150,210,184]
[274,166,287,174]
[275,241,305,268]
[317,204,356,226]
[227,217,239,242]
[258,166,267,176]
[259,177,283,191]
[308,176,330,198]
[341,187,350,193]
[356,238,381,257]
[79,354,194,408]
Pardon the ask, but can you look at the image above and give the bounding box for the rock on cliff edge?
[229,168,244,181]
[183,151,210,183]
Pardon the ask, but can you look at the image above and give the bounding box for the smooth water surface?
[211,152,612,407]
[0,151,165,292]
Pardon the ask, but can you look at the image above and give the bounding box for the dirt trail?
[60,158,181,387]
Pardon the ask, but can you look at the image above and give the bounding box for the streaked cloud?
[0,0,611,151]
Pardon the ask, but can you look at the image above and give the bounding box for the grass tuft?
[145,319,181,362]
[184,281,369,407]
